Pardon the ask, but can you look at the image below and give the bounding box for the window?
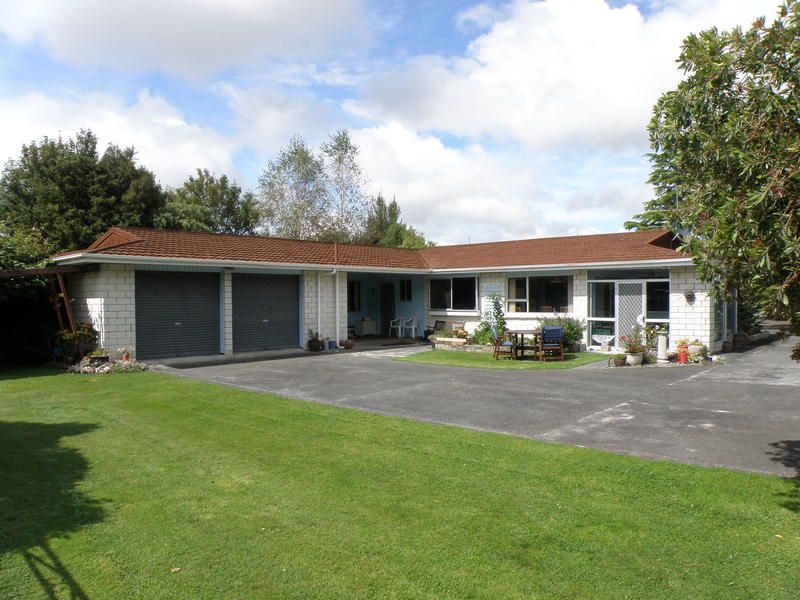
[429,277,477,311]
[507,278,527,313]
[506,276,572,313]
[589,282,615,319]
[646,281,669,321]
[347,280,361,312]
[399,279,413,302]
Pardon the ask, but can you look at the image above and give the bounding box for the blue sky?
[0,0,778,244]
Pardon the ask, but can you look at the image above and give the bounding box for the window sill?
[429,310,480,317]
[506,312,575,318]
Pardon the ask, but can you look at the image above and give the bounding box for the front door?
[380,283,395,336]
[616,282,645,342]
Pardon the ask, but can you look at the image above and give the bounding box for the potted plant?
[339,338,354,350]
[687,339,705,356]
[87,347,110,363]
[307,329,324,352]
[117,346,133,361]
[676,338,689,364]
[620,325,646,366]
[610,354,627,367]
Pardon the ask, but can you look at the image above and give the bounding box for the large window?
[508,276,572,313]
[429,277,477,311]
[589,282,615,319]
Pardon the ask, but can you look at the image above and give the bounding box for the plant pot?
[687,344,704,356]
[612,357,626,367]
[625,352,644,366]
[308,339,324,352]
[677,348,688,364]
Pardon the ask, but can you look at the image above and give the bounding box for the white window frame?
[587,278,671,348]
[505,275,573,315]
[429,276,479,314]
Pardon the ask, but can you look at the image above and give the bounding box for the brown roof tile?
[419,230,683,270]
[61,227,685,271]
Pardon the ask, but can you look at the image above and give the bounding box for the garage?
[232,273,299,352]
[135,271,221,359]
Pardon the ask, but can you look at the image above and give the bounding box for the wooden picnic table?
[507,328,542,360]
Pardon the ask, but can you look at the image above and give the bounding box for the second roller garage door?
[232,273,300,352]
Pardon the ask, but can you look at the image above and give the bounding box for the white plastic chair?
[389,317,404,338]
[401,317,417,339]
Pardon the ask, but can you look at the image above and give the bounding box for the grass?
[0,369,798,599]
[399,349,610,369]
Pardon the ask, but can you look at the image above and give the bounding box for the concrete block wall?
[223,268,233,355]
[67,264,136,357]
[302,270,347,346]
[669,266,713,350]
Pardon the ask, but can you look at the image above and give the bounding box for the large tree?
[626,1,800,360]
[0,130,165,252]
[156,168,260,235]
[319,130,370,242]
[258,135,329,239]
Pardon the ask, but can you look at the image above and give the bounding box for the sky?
[0,0,780,244]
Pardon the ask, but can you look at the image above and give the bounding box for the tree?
[0,130,165,253]
[626,1,800,360]
[378,222,434,249]
[0,221,51,301]
[258,135,329,239]
[364,193,401,244]
[319,130,369,242]
[156,169,260,235]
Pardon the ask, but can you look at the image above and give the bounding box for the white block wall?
[67,264,136,357]
[223,268,233,355]
[669,266,714,350]
[302,270,347,346]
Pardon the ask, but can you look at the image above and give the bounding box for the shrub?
[54,323,99,363]
[471,321,495,345]
[539,316,586,348]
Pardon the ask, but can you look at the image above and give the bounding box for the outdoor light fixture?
[684,290,696,303]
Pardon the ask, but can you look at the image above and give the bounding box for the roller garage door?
[232,273,299,352]
[135,271,221,359]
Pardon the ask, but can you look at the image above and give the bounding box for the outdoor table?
[507,329,541,360]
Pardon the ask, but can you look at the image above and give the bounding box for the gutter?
[52,252,693,274]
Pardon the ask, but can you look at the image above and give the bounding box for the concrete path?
[160,341,800,477]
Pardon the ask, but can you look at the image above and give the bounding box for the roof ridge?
[86,227,143,252]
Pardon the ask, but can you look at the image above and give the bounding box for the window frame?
[505,275,572,314]
[399,279,413,302]
[428,276,478,313]
[347,280,361,312]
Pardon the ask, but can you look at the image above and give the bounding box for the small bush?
[54,323,99,363]
[539,316,586,348]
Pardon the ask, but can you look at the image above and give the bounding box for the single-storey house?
[52,226,736,360]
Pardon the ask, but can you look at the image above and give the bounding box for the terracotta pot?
[678,348,688,364]
[612,357,626,367]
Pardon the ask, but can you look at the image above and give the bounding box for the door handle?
[174,322,182,326]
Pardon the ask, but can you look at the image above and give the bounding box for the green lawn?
[1,370,798,599]
[399,349,610,369]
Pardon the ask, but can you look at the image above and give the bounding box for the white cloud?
[352,122,644,243]
[455,4,505,31]
[351,0,779,150]
[0,0,368,78]
[0,90,238,186]
[214,83,332,155]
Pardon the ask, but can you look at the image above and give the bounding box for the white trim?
[53,253,431,274]
[431,258,692,273]
[54,252,693,274]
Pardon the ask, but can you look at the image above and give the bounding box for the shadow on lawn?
[767,440,800,513]
[0,421,104,599]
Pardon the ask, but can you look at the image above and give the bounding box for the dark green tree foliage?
[156,169,260,235]
[364,193,401,243]
[626,2,800,360]
[0,130,165,252]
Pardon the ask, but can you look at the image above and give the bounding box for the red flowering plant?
[619,324,646,354]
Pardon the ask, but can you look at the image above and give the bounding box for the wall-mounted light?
[684,290,696,303]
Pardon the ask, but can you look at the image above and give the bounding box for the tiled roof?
[419,229,682,269]
[59,227,684,271]
[67,227,429,270]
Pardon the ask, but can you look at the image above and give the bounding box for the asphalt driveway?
[161,341,800,477]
